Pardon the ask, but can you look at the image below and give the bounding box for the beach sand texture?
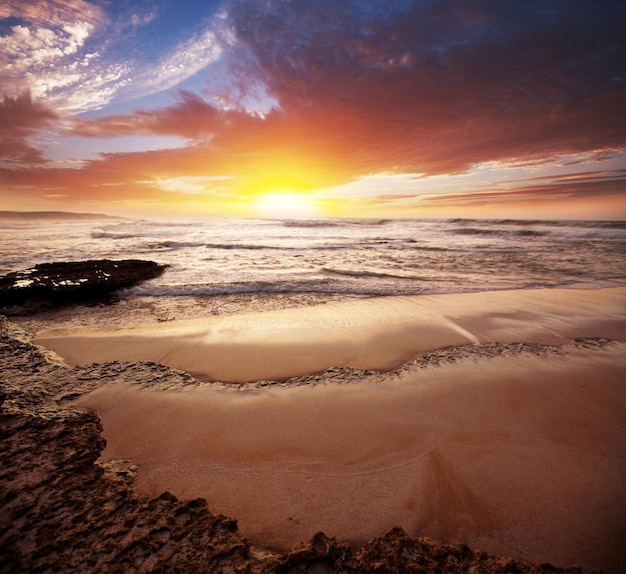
[36,287,626,381]
[35,287,626,572]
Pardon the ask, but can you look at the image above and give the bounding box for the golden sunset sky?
[1,0,625,219]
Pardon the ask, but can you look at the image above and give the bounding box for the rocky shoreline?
[0,314,595,573]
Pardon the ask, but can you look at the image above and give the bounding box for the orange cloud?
[69,91,244,139]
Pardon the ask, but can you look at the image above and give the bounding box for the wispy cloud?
[0,0,106,29]
[419,176,626,207]
[125,27,226,99]
[0,1,231,115]
[0,0,131,114]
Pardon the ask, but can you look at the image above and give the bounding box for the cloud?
[130,12,157,29]
[0,1,230,115]
[0,93,58,164]
[396,170,626,209]
[0,0,133,114]
[68,90,255,139]
[2,0,626,216]
[0,21,95,93]
[0,0,106,28]
[225,0,626,174]
[65,1,626,181]
[126,27,225,98]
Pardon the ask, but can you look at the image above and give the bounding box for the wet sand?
[31,287,626,572]
[35,287,626,382]
[73,345,626,572]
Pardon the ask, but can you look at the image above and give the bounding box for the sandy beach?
[19,286,625,572]
[4,0,626,569]
[34,287,626,382]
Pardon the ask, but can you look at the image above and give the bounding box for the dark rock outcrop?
[0,405,258,573]
[0,260,167,315]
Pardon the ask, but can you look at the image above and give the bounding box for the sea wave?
[204,242,291,250]
[344,218,392,226]
[281,218,392,228]
[113,219,200,229]
[126,277,425,298]
[141,241,207,250]
[204,240,400,251]
[515,229,549,236]
[322,267,429,281]
[594,220,626,229]
[129,282,303,296]
[450,218,626,230]
[5,216,625,302]
[450,228,505,236]
[281,220,344,228]
[448,217,554,226]
[92,232,139,239]
[450,227,548,237]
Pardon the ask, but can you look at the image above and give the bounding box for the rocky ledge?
[0,316,587,573]
[0,260,167,315]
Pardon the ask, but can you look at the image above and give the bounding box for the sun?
[255,192,321,219]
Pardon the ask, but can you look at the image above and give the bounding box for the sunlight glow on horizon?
[254,192,323,219]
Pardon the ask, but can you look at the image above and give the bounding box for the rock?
[0,406,259,573]
[353,527,582,573]
[274,532,352,573]
[0,259,167,315]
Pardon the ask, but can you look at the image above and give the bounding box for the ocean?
[1,217,625,299]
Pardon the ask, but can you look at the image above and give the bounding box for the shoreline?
[3,286,626,572]
[11,291,359,336]
[33,286,626,382]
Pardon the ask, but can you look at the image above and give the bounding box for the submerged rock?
[0,259,167,315]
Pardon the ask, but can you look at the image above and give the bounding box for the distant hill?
[0,211,123,221]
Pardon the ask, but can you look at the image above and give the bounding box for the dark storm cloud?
[227,0,626,173]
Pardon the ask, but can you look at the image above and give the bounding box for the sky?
[1,0,625,220]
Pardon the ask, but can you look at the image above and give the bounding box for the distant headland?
[0,211,123,220]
